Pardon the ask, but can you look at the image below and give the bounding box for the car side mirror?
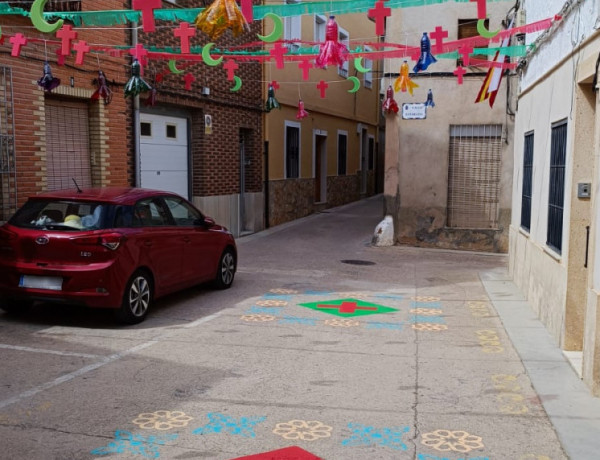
[201,216,215,227]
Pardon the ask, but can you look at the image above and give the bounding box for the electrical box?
[578,183,591,199]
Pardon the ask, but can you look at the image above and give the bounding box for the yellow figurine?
[393,60,419,96]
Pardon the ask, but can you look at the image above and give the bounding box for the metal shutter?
[45,99,92,191]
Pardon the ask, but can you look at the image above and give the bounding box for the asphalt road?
[0,195,574,459]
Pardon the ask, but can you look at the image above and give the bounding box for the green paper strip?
[13,0,511,27]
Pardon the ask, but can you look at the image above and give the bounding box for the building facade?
[264,6,382,227]
[509,0,600,394]
[384,0,516,252]
[0,1,264,237]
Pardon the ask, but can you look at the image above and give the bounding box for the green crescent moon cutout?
[354,57,371,74]
[348,76,360,93]
[477,18,500,39]
[30,0,64,34]
[168,60,185,75]
[202,43,224,67]
[257,13,284,43]
[230,76,242,92]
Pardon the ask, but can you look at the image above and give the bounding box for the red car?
[0,187,237,324]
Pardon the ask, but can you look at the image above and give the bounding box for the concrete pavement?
[0,194,599,459]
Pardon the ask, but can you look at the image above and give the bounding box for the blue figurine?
[425,89,435,107]
[37,61,60,92]
[413,32,437,73]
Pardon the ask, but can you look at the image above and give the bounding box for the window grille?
[447,125,502,229]
[521,132,534,231]
[547,121,567,253]
[285,125,300,179]
[8,1,81,12]
[337,132,347,175]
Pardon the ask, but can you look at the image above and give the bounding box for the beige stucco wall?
[384,1,514,251]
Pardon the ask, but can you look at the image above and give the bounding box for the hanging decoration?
[413,32,437,73]
[257,13,284,43]
[124,58,152,98]
[91,70,112,104]
[394,61,419,95]
[37,61,60,92]
[265,84,280,112]
[201,43,224,66]
[132,0,161,33]
[56,25,77,56]
[382,85,399,114]
[230,75,243,91]
[347,76,360,93]
[145,74,162,106]
[296,99,309,120]
[30,0,64,34]
[315,16,348,68]
[194,0,249,40]
[174,22,196,54]
[9,33,26,57]
[424,89,435,108]
[368,0,391,36]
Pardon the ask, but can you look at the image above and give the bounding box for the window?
[368,136,375,170]
[363,46,373,89]
[163,196,201,226]
[457,19,489,65]
[447,125,502,229]
[166,124,177,139]
[337,131,347,175]
[314,15,327,44]
[338,27,350,78]
[133,199,169,227]
[284,0,302,51]
[285,123,300,179]
[547,121,567,253]
[140,122,151,137]
[521,132,534,231]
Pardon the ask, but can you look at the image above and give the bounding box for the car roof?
[29,187,183,205]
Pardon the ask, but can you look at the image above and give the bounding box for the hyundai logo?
[35,236,49,245]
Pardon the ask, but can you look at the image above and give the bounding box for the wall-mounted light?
[201,87,210,96]
[70,76,75,87]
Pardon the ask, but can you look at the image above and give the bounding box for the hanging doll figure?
[124,58,152,98]
[382,85,399,114]
[37,61,60,92]
[91,70,113,105]
[296,99,309,120]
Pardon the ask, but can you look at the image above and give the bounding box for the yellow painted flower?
[273,420,333,441]
[241,314,276,322]
[410,308,443,316]
[256,300,288,307]
[421,429,484,453]
[412,323,448,331]
[324,318,360,327]
[269,288,298,294]
[411,296,441,302]
[132,410,193,430]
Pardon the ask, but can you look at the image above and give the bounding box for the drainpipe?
[132,15,141,187]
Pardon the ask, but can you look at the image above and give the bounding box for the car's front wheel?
[214,248,236,289]
[115,270,152,324]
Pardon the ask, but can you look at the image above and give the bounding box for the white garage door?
[140,114,188,198]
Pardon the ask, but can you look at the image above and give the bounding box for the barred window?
[521,132,534,231]
[547,121,567,254]
[337,131,347,175]
[285,123,300,179]
[447,125,502,229]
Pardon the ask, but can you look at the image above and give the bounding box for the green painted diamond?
[299,298,398,318]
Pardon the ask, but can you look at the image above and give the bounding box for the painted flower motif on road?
[91,430,177,458]
[256,299,288,307]
[324,318,360,327]
[273,420,333,441]
[410,308,443,316]
[269,288,299,294]
[411,296,441,302]
[412,323,448,331]
[133,411,193,430]
[421,429,484,453]
[241,314,276,322]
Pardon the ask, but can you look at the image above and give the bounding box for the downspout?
[131,13,141,187]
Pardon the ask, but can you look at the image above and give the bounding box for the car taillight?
[72,232,124,250]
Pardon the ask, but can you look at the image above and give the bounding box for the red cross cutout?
[223,59,239,80]
[240,0,253,22]
[269,42,288,69]
[73,40,90,65]
[9,33,27,57]
[132,0,162,32]
[174,22,195,54]
[183,73,195,91]
[458,44,474,66]
[430,26,448,54]
[270,80,280,90]
[108,49,122,58]
[129,44,148,66]
[317,301,378,314]
[470,0,487,19]
[368,0,391,36]
[55,48,66,66]
[317,80,328,98]
[56,24,77,56]
[454,65,466,84]
[298,59,313,81]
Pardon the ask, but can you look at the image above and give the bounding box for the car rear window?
[9,200,110,231]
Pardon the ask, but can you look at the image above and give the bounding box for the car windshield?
[9,199,108,231]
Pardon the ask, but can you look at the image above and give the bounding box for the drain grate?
[341,259,376,266]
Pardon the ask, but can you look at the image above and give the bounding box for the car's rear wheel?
[214,248,235,289]
[115,270,152,324]
[0,299,33,315]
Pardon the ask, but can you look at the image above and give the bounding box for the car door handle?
[183,237,191,243]
[143,240,153,247]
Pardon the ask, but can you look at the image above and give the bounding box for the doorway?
[314,133,327,203]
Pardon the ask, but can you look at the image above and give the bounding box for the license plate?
[19,275,63,291]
